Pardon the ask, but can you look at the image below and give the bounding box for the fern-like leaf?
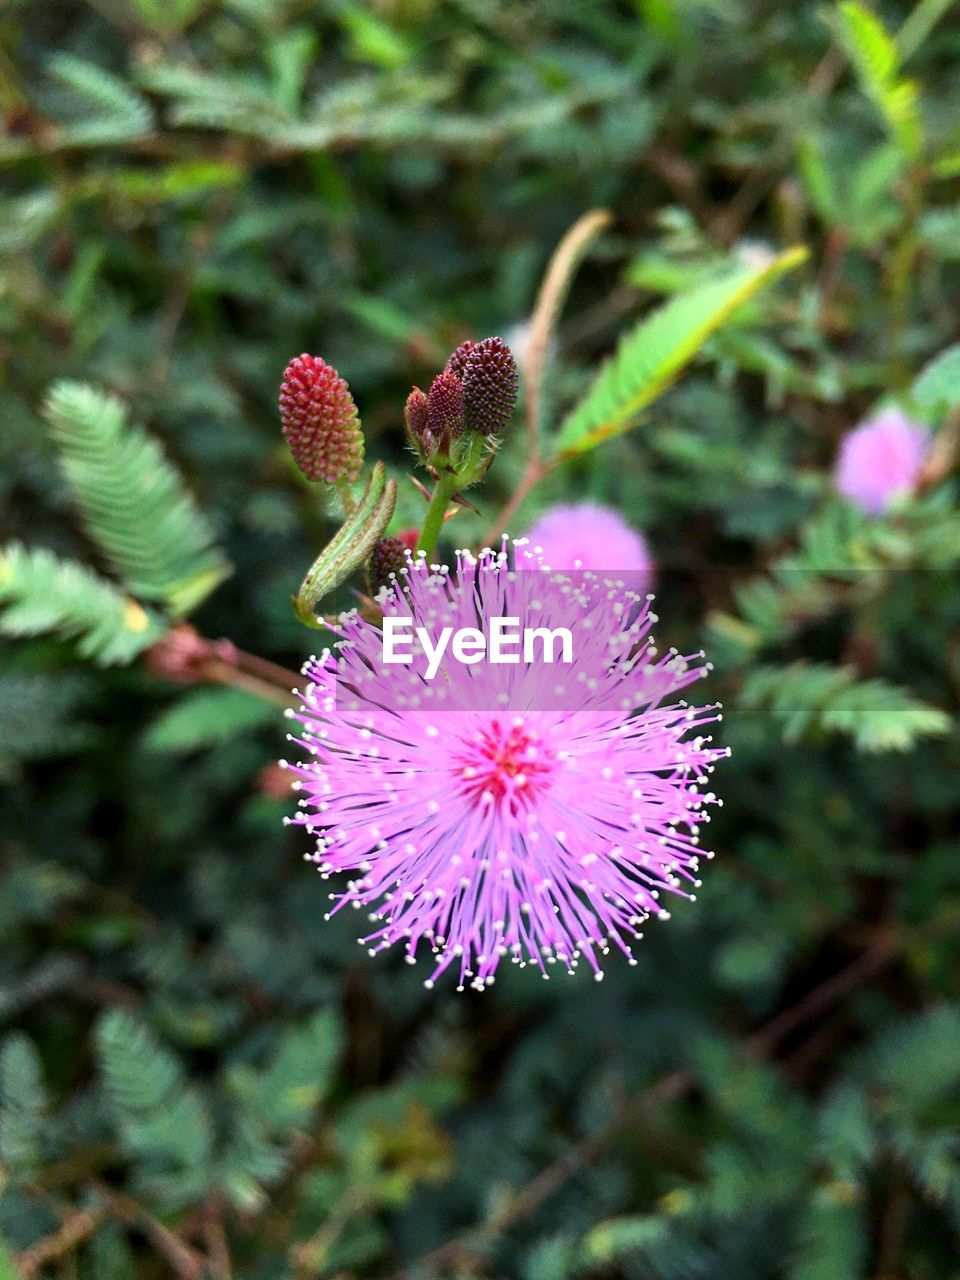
[96,1010,214,1205]
[47,54,153,146]
[145,688,276,753]
[833,3,922,157]
[217,1111,288,1212]
[862,1005,960,1109]
[0,1034,48,1179]
[553,245,806,457]
[246,1010,342,1134]
[741,662,951,752]
[44,382,230,614]
[0,543,163,665]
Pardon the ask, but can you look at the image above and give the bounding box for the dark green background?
[2,1,960,1276]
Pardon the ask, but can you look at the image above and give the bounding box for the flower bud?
[404,387,429,444]
[279,354,364,485]
[427,370,465,443]
[367,536,410,596]
[460,336,518,436]
[445,338,477,380]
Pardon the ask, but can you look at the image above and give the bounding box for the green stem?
[417,471,458,560]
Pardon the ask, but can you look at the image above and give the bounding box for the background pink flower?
[523,502,654,588]
[834,408,929,515]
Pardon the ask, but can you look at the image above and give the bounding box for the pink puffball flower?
[523,503,654,589]
[282,541,725,992]
[834,408,929,515]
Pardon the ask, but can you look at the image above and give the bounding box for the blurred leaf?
[0,673,94,772]
[553,246,806,457]
[0,1034,48,1179]
[126,0,204,35]
[339,5,412,68]
[913,344,960,415]
[47,54,153,146]
[145,688,276,753]
[832,2,922,157]
[239,1009,343,1133]
[96,1009,214,1206]
[44,382,231,614]
[740,662,951,751]
[0,1241,20,1280]
[584,1214,671,1263]
[0,544,163,665]
[788,1184,867,1280]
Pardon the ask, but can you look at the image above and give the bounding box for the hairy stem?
[334,474,356,516]
[416,470,459,560]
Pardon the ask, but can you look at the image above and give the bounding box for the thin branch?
[524,209,613,453]
[747,932,896,1056]
[96,1186,207,1280]
[16,1205,109,1278]
[230,647,301,691]
[875,1177,910,1279]
[478,210,613,549]
[918,402,960,491]
[202,1198,234,1280]
[201,657,296,709]
[477,454,554,549]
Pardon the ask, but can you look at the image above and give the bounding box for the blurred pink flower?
[523,503,654,587]
[834,408,929,515]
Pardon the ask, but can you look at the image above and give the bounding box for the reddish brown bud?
[404,386,429,441]
[143,623,237,684]
[445,338,477,380]
[279,354,364,484]
[460,336,518,437]
[367,536,410,596]
[427,370,465,441]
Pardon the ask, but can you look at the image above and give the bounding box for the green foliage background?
[2,1,960,1276]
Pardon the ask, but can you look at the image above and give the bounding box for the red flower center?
[455,717,556,812]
